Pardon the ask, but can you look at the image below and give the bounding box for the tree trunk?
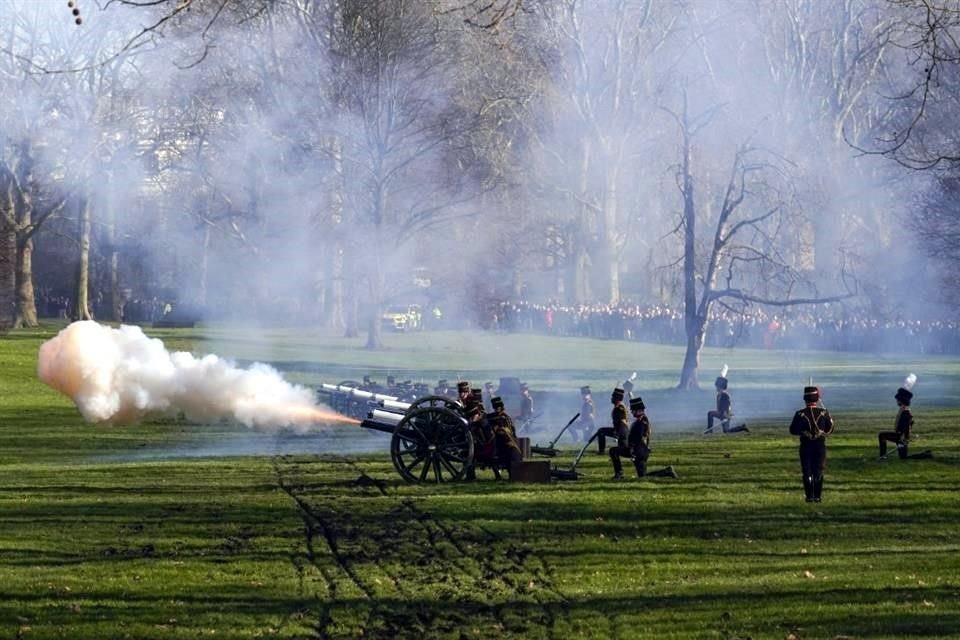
[0,215,14,329]
[678,319,706,390]
[72,199,93,321]
[106,177,122,322]
[12,142,37,328]
[14,236,37,327]
[603,168,621,305]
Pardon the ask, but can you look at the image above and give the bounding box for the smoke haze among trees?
[1,0,958,385]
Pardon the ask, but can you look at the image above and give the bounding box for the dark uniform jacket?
[628,414,651,457]
[895,407,913,443]
[716,390,732,418]
[789,406,834,442]
[611,403,629,445]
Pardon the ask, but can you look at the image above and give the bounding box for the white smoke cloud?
[37,321,356,429]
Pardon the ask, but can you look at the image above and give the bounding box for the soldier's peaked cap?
[491,396,505,409]
[803,386,820,402]
[629,397,645,411]
[715,376,728,389]
[457,381,470,391]
[611,387,625,401]
[895,387,913,404]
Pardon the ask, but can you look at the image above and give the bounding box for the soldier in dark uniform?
[597,387,628,455]
[517,383,534,432]
[878,382,932,460]
[610,396,679,480]
[435,379,451,397]
[456,381,471,406]
[464,403,492,481]
[705,375,749,434]
[483,382,496,411]
[489,396,522,470]
[788,386,835,503]
[573,386,596,443]
[470,388,484,411]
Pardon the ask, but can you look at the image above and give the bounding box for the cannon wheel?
[391,407,474,483]
[406,395,463,413]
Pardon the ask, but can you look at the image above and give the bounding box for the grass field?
[2,324,959,639]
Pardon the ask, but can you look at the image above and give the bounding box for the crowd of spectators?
[35,288,960,355]
[479,300,960,355]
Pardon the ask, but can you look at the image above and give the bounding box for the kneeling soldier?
[879,376,932,461]
[610,396,679,480]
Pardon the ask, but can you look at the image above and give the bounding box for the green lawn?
[2,323,959,639]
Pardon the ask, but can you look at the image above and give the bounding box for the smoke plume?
[37,321,357,429]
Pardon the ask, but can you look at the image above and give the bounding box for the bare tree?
[667,93,854,389]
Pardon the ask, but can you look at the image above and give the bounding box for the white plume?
[720,363,729,378]
[903,373,917,391]
[37,321,354,429]
[628,371,637,381]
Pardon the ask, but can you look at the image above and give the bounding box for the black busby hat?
[896,373,916,405]
[580,385,591,395]
[611,387,625,403]
[491,396,505,410]
[715,376,728,390]
[895,387,913,405]
[803,386,820,403]
[629,397,645,412]
[457,381,470,392]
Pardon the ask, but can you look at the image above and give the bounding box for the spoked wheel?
[391,407,474,483]
[406,395,463,413]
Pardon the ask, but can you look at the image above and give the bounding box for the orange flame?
[286,405,361,425]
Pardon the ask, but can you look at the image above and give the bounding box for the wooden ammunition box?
[510,460,552,483]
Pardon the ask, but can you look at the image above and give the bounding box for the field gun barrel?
[378,398,412,412]
[360,408,406,434]
[319,383,401,403]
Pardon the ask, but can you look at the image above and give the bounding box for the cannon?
[319,381,580,483]
[319,383,484,483]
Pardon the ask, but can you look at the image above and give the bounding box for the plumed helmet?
[803,386,820,403]
[629,397,645,412]
[895,387,913,405]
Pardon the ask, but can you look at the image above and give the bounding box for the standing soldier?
[878,374,933,460]
[610,396,679,480]
[705,366,749,434]
[517,383,535,432]
[489,396,522,470]
[482,381,496,411]
[573,386,596,443]
[789,386,835,503]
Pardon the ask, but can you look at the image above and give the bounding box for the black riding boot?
[802,475,814,502]
[813,476,823,502]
